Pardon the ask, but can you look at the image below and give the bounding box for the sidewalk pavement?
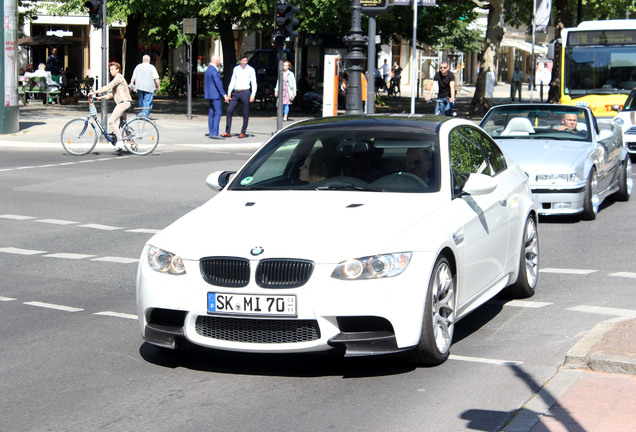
[3,84,634,432]
[1,83,547,152]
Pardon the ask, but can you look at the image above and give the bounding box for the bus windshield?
[564,45,636,96]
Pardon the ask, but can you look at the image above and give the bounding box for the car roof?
[284,114,452,135]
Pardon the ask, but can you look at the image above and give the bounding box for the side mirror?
[206,170,236,191]
[611,104,622,112]
[462,173,498,195]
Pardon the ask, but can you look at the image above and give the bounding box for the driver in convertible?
[556,113,586,136]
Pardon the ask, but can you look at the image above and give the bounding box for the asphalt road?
[1,147,635,432]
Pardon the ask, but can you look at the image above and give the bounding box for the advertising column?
[322,54,339,117]
[1,0,19,134]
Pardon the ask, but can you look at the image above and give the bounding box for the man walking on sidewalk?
[511,66,523,101]
[222,54,257,139]
[204,56,227,140]
[130,55,160,118]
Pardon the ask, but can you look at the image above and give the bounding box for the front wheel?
[122,118,159,155]
[616,157,633,201]
[506,215,539,298]
[60,119,98,156]
[581,169,599,220]
[408,256,456,366]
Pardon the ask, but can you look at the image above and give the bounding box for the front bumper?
[136,249,434,356]
[530,186,586,216]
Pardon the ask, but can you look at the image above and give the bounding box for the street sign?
[393,0,437,6]
[182,18,197,35]
[361,0,391,16]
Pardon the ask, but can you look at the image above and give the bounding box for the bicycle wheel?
[60,119,98,156]
[122,118,160,155]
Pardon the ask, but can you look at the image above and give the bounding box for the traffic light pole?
[276,41,284,132]
[101,0,108,131]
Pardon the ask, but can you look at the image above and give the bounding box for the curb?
[564,317,636,375]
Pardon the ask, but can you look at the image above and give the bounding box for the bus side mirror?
[547,39,559,60]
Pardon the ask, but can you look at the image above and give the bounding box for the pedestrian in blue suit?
[204,55,227,139]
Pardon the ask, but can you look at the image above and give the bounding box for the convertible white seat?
[501,117,535,136]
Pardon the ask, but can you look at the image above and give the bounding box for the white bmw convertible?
[136,115,539,366]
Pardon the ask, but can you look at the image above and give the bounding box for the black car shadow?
[139,342,415,378]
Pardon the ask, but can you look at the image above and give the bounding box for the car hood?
[148,191,446,262]
[495,139,589,173]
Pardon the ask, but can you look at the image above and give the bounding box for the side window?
[470,128,507,175]
[449,127,489,195]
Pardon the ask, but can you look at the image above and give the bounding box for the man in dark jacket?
[204,55,227,139]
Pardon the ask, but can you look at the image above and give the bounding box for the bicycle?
[427,97,458,117]
[60,95,159,156]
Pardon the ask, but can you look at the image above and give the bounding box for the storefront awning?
[501,40,548,55]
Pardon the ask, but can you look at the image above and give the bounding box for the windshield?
[229,127,441,193]
[564,45,636,96]
[480,106,593,142]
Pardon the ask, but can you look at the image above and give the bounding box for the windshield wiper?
[315,184,381,192]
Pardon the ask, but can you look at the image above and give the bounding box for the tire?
[123,118,159,155]
[60,119,98,156]
[581,169,599,220]
[616,157,633,201]
[408,256,456,366]
[506,215,539,299]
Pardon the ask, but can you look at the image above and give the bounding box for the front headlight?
[147,245,186,275]
[331,252,412,280]
[536,173,580,183]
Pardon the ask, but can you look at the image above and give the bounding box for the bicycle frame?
[87,95,130,144]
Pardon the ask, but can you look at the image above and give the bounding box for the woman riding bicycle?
[89,61,132,148]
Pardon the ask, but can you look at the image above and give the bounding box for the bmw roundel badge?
[250,246,264,256]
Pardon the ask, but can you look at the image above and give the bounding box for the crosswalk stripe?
[79,224,122,231]
[94,311,138,320]
[540,268,598,275]
[0,214,37,220]
[449,355,523,366]
[43,253,97,260]
[609,272,636,279]
[35,219,78,225]
[566,305,636,317]
[91,256,139,264]
[0,247,46,255]
[24,301,83,312]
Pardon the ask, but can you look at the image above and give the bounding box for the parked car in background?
[136,115,539,367]
[613,89,636,156]
[480,104,632,220]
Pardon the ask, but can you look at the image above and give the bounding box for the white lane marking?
[15,166,36,170]
[126,228,161,234]
[35,219,79,225]
[94,311,138,320]
[540,268,598,275]
[609,272,636,279]
[0,214,37,220]
[44,253,97,260]
[58,162,78,166]
[37,164,57,168]
[24,301,83,312]
[0,247,46,255]
[567,305,636,317]
[493,299,553,308]
[449,355,523,366]
[79,223,122,231]
[0,296,17,301]
[91,256,139,264]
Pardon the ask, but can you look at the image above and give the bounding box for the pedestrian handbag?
[284,77,295,101]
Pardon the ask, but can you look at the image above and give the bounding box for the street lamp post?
[343,0,367,115]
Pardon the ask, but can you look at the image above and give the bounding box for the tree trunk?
[123,13,141,83]
[469,0,504,117]
[548,0,576,103]
[218,19,236,90]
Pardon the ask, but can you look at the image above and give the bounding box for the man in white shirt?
[222,54,257,139]
[130,55,160,118]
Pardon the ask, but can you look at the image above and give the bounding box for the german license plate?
[207,292,297,316]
